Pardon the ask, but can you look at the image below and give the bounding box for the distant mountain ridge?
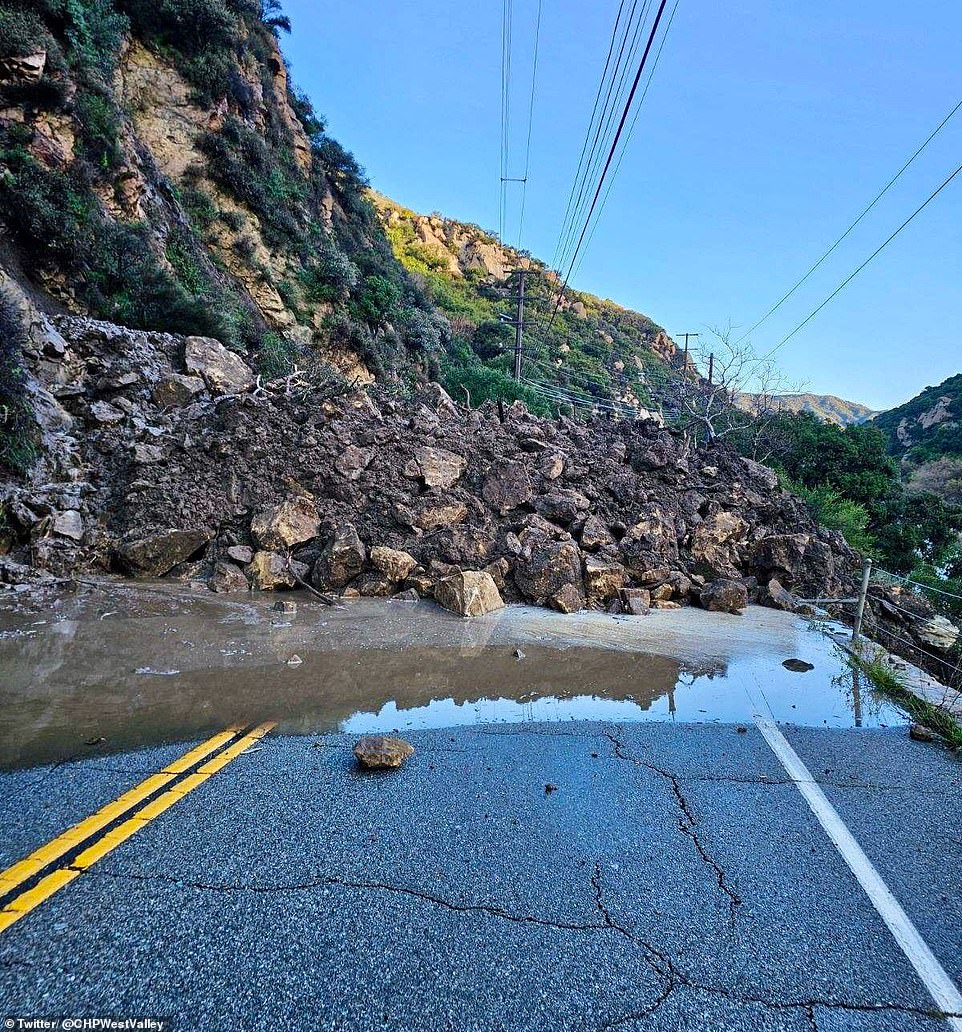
[737,392,876,427]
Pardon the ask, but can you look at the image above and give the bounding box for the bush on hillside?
[0,288,38,475]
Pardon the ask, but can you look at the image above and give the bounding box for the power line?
[499,0,514,241]
[550,0,628,270]
[516,0,543,248]
[543,0,671,337]
[736,96,962,345]
[554,0,650,273]
[571,0,680,283]
[759,157,962,362]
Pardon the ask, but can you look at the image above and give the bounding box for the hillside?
[372,195,682,416]
[873,373,962,503]
[0,0,450,394]
[737,392,875,427]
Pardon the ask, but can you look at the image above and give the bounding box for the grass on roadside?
[850,652,962,750]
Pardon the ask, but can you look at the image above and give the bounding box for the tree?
[662,326,804,450]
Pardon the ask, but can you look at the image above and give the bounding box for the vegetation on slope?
[374,197,678,415]
[872,373,962,505]
[741,410,962,581]
[0,0,447,380]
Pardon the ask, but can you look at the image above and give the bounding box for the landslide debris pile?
[0,311,857,616]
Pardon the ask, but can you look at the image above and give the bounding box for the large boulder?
[410,446,466,488]
[514,540,583,604]
[313,523,366,589]
[118,528,213,578]
[750,534,811,585]
[209,561,249,593]
[435,570,505,617]
[370,546,418,583]
[184,336,255,395]
[482,460,534,514]
[689,511,748,578]
[583,556,627,602]
[699,578,749,614]
[250,497,320,551]
[913,615,959,652]
[247,551,297,590]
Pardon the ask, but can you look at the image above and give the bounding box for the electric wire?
[758,157,962,362]
[550,0,628,270]
[736,97,962,345]
[499,0,513,241]
[553,0,650,273]
[542,0,671,337]
[571,0,680,282]
[516,0,544,248]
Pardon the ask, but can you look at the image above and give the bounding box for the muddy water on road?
[0,581,904,769]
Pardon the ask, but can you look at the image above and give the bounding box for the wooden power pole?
[501,268,530,381]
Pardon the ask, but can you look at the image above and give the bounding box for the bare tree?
[662,326,805,456]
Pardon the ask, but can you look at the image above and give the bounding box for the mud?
[0,582,904,769]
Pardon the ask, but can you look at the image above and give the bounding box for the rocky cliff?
[872,373,962,504]
[374,194,682,416]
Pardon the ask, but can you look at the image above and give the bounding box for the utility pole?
[707,352,714,386]
[676,331,699,368]
[500,268,530,381]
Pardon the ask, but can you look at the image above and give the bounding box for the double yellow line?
[0,721,275,934]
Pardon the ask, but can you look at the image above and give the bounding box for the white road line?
[755,717,962,1029]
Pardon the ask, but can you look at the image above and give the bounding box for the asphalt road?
[1,721,961,1031]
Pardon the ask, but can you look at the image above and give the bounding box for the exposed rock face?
[184,337,255,395]
[250,497,320,551]
[117,528,212,578]
[435,571,505,618]
[0,53,47,83]
[353,735,414,769]
[915,616,959,652]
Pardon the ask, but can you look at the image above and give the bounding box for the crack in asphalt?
[604,729,742,927]
[89,867,959,1026]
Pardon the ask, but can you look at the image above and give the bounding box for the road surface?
[1,719,961,1031]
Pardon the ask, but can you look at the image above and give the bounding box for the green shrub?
[120,0,238,56]
[298,235,358,302]
[73,88,122,169]
[0,288,39,476]
[199,117,304,245]
[349,273,401,327]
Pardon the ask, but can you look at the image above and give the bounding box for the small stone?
[736,726,748,734]
[273,598,297,615]
[353,735,414,769]
[287,654,303,667]
[782,659,814,673]
[152,373,205,407]
[544,783,558,794]
[514,649,526,660]
[909,723,935,743]
[391,588,420,602]
[88,400,124,425]
[414,504,469,530]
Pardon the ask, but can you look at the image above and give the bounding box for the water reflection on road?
[0,581,904,768]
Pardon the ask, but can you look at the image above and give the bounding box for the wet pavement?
[2,583,959,1032]
[0,581,902,769]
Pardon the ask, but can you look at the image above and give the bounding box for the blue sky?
[281,1,962,409]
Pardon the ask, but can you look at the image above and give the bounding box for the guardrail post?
[852,557,873,644]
